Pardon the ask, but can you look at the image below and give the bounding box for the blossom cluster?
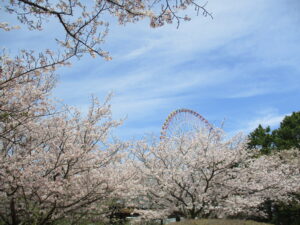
[0,51,132,224]
[128,129,300,219]
[1,0,211,61]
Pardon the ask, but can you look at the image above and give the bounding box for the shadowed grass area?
[169,219,273,225]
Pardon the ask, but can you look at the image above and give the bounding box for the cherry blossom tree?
[129,128,300,220]
[0,1,213,224]
[1,0,211,62]
[0,0,213,223]
[129,129,247,219]
[0,51,133,225]
[229,148,300,220]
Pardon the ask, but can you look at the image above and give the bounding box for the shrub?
[169,219,273,225]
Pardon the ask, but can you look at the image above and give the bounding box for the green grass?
[169,219,273,225]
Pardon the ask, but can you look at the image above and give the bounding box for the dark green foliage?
[169,219,273,225]
[247,111,300,154]
[271,193,300,225]
[273,112,300,150]
[247,112,300,225]
[247,125,274,154]
[252,196,300,225]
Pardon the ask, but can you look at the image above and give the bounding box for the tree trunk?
[10,198,19,225]
[189,210,197,220]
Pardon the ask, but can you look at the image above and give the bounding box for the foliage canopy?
[247,111,300,154]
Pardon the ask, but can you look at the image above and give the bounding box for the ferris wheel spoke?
[161,108,213,140]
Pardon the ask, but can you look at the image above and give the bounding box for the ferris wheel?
[160,109,213,139]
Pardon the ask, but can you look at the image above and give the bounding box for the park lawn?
[169,219,273,225]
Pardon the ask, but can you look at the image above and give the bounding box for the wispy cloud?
[2,0,300,139]
[236,107,290,135]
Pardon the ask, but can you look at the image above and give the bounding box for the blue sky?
[1,0,300,140]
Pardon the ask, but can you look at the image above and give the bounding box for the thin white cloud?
[238,108,290,134]
[120,41,158,60]
[109,0,272,62]
[226,88,269,99]
[246,115,285,132]
[224,79,297,99]
[2,0,299,139]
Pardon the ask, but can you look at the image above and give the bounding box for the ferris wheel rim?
[160,108,213,139]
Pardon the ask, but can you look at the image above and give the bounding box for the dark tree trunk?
[189,210,197,219]
[10,198,19,225]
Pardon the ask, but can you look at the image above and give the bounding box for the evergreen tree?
[247,111,300,154]
[247,112,300,225]
[247,124,274,154]
[273,112,300,150]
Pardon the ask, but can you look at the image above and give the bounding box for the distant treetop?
[247,111,300,154]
